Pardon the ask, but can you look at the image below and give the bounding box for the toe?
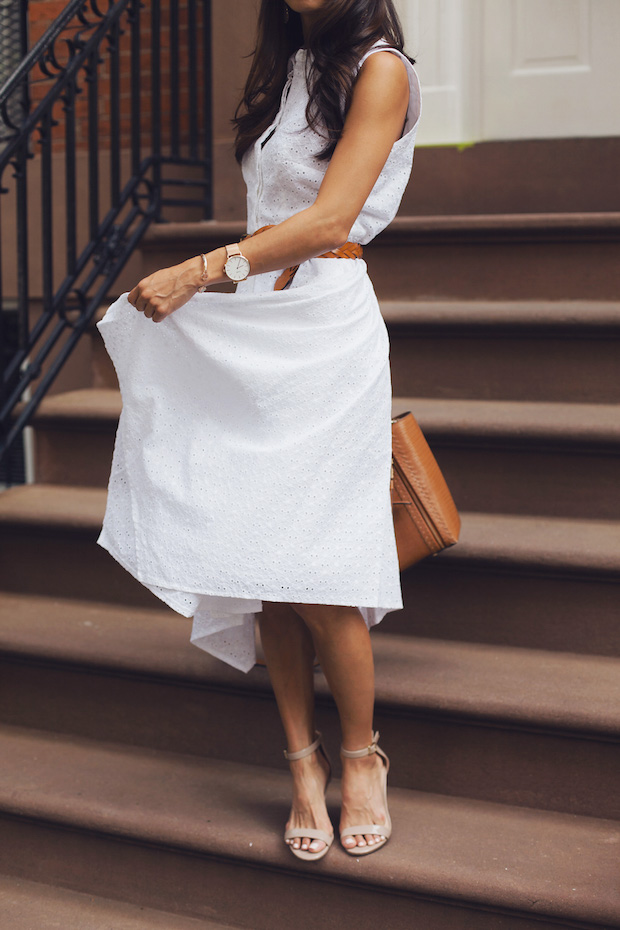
[309,839,326,853]
[342,835,357,848]
[355,834,367,847]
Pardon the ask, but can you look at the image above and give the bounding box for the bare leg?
[259,601,332,855]
[291,603,389,852]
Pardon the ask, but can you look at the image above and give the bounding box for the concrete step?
[92,296,620,401]
[0,485,618,653]
[91,303,120,390]
[395,397,620,520]
[0,874,235,930]
[395,511,620,657]
[1,592,619,819]
[385,300,620,403]
[29,389,620,520]
[138,214,620,301]
[30,388,121,487]
[0,484,157,608]
[0,724,617,930]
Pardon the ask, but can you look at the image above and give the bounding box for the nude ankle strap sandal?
[283,731,334,862]
[340,730,392,856]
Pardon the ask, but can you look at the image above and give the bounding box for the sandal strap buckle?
[340,730,380,759]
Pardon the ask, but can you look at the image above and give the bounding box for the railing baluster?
[130,0,141,177]
[109,18,121,208]
[0,192,5,399]
[169,0,180,157]
[40,109,54,316]
[14,139,29,353]
[63,79,77,277]
[87,48,100,242]
[202,0,212,218]
[151,0,162,221]
[187,0,198,159]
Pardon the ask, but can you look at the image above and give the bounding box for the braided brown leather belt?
[246,224,363,291]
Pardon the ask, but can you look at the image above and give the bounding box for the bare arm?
[129,51,410,321]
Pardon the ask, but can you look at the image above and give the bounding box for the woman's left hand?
[127,256,203,323]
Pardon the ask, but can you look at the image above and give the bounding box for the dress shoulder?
[357,43,421,138]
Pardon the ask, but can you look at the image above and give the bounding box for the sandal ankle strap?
[340,730,380,759]
[284,730,323,761]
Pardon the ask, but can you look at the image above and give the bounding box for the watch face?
[225,254,251,282]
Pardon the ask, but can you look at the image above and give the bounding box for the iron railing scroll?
[0,0,212,478]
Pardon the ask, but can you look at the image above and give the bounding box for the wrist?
[185,255,207,290]
[185,248,228,289]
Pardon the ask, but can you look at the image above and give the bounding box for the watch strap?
[225,243,243,260]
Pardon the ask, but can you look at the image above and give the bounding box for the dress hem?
[97,533,404,614]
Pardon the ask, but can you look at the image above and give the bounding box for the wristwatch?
[223,243,251,282]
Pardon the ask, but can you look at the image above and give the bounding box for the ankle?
[341,752,380,771]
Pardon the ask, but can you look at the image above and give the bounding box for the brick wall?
[27,0,207,153]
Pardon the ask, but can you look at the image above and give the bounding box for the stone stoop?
[0,725,618,930]
[0,874,234,930]
[1,213,619,928]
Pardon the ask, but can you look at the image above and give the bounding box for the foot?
[340,752,388,852]
[285,750,333,855]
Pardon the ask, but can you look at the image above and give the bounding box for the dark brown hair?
[233,0,413,163]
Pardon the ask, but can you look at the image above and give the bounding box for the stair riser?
[145,239,620,302]
[389,333,620,403]
[0,534,157,609]
[392,566,620,657]
[366,239,620,301]
[0,817,599,930]
[91,333,119,390]
[2,660,618,820]
[94,305,620,404]
[34,428,117,488]
[432,446,620,520]
[30,427,620,522]
[1,532,617,657]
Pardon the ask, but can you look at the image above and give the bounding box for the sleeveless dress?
[96,44,421,672]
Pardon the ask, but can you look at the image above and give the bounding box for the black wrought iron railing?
[0,0,212,478]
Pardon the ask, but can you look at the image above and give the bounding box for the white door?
[396,0,620,144]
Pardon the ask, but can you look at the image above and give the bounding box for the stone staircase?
[0,214,619,929]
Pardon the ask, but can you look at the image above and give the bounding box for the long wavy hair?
[233,0,413,163]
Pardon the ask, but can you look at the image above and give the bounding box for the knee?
[292,602,356,633]
[260,600,298,630]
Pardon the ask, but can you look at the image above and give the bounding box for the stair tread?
[394,396,620,446]
[0,874,233,930]
[31,387,122,423]
[382,298,620,329]
[1,485,619,574]
[0,723,617,925]
[31,388,620,448]
[2,593,620,735]
[141,213,620,245]
[442,511,620,576]
[0,484,105,530]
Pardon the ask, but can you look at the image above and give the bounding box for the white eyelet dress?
[96,44,421,672]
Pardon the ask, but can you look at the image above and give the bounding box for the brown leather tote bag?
[391,411,461,571]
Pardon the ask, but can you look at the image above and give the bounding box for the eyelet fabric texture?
[97,43,421,672]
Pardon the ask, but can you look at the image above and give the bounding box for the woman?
[97,0,420,861]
